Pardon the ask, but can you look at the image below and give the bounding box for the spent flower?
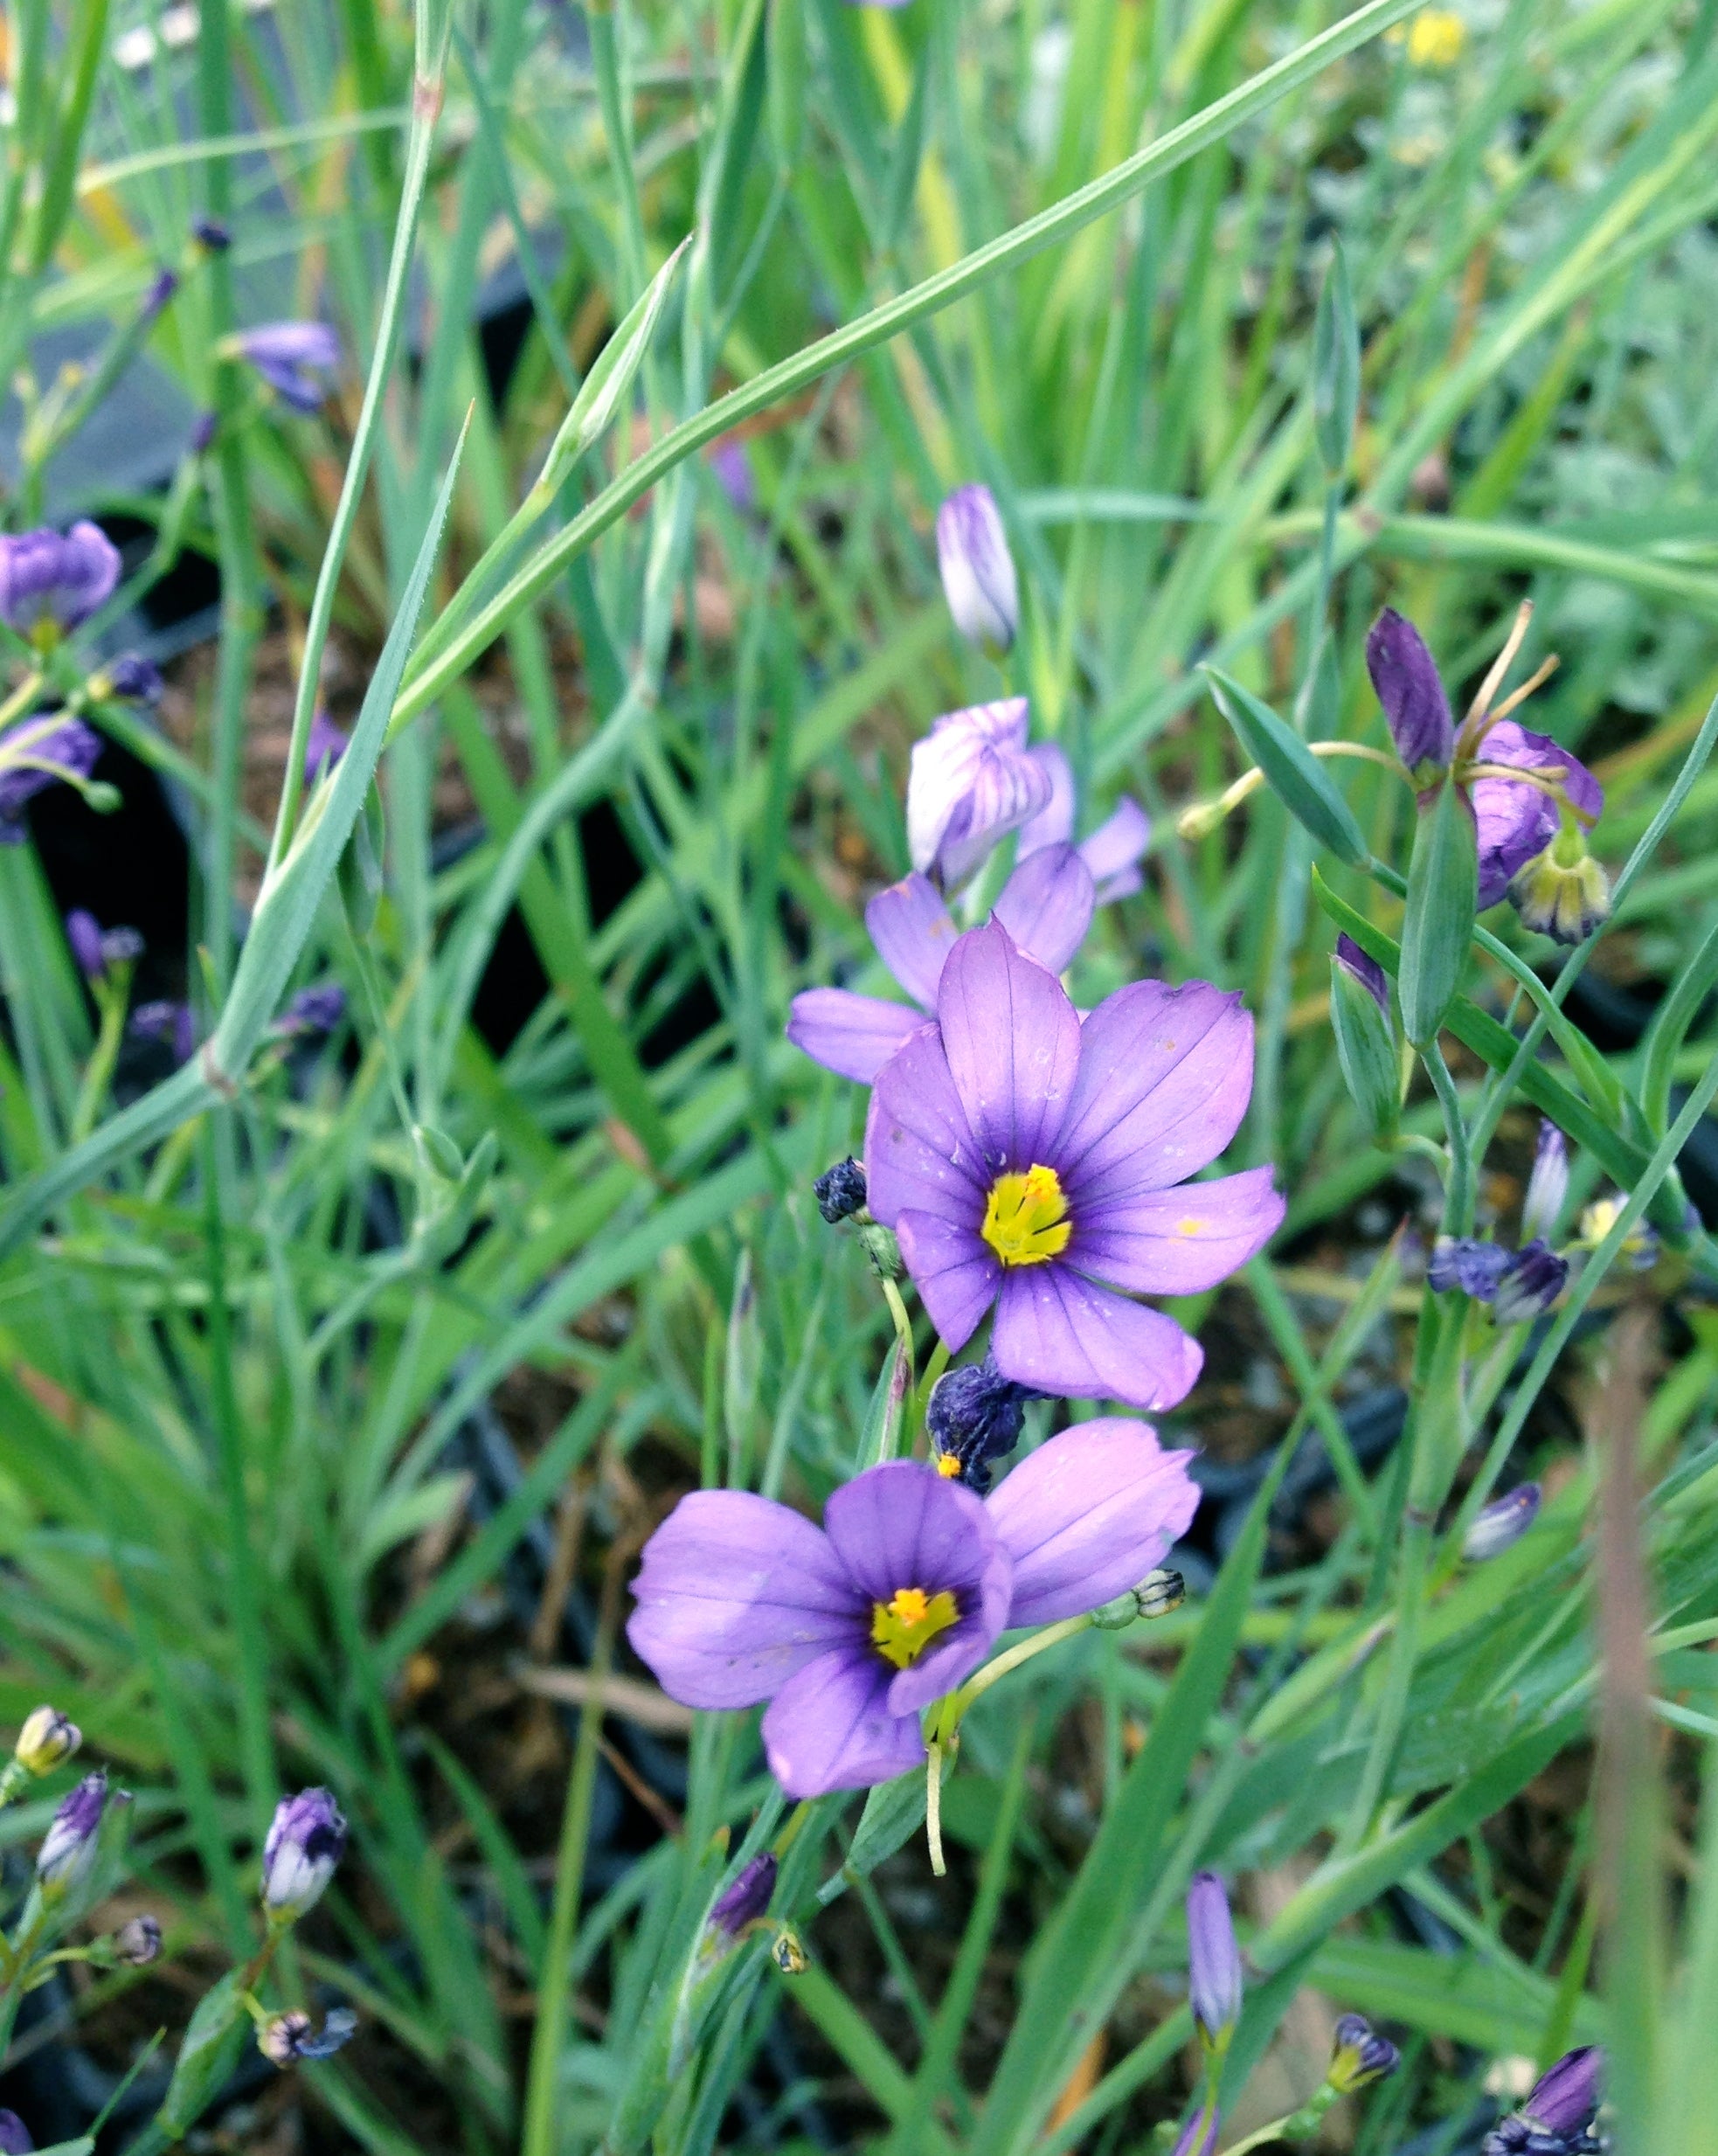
[114,1913,163,1965]
[1327,2013,1400,2092]
[233,322,340,412]
[628,1420,1197,1796]
[14,1706,81,1775]
[1483,2046,1604,2156]
[925,1354,1039,1492]
[814,1157,869,1224]
[1492,1240,1569,1325]
[260,2007,357,2066]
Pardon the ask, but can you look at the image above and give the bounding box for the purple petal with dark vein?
[936,920,1082,1173]
[992,1265,1204,1408]
[1050,980,1255,1206]
[987,1420,1200,1626]
[762,1647,928,1796]
[864,1020,991,1228]
[786,988,925,1084]
[866,873,957,1008]
[822,1462,1013,1711]
[894,1209,1001,1351]
[1080,797,1151,901]
[994,844,1096,976]
[626,1491,861,1709]
[1366,607,1452,774]
[1070,1166,1285,1293]
[1017,742,1075,855]
[1470,719,1601,908]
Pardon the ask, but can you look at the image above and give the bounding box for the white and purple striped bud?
[261,1787,347,1922]
[1327,2013,1401,2092]
[36,1771,110,1894]
[1463,1484,1542,1563]
[935,484,1018,655]
[14,1706,81,1776]
[1366,608,1453,787]
[1521,1120,1570,1244]
[1186,1871,1242,2051]
[906,699,1051,886]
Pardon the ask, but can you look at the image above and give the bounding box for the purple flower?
[907,699,1053,885]
[710,1852,777,1936]
[925,1354,1039,1491]
[710,437,755,512]
[261,1787,347,1919]
[1463,1482,1541,1562]
[1334,932,1389,1016]
[1427,1237,1511,1301]
[129,1000,197,1066]
[1016,742,1151,904]
[1521,1120,1569,1244]
[66,911,142,982]
[272,983,346,1039]
[0,523,121,637]
[1187,1871,1242,2047]
[0,713,102,840]
[37,1771,110,1891]
[304,707,348,780]
[235,322,340,412]
[1367,608,1453,782]
[1493,1239,1568,1325]
[936,484,1019,655]
[260,2007,357,2066]
[191,410,218,455]
[864,922,1283,1409]
[787,849,1096,1085]
[627,1420,1198,1796]
[1471,719,1604,913]
[0,2112,31,2154]
[1327,2013,1400,2091]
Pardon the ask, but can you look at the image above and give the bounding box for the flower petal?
[865,1023,990,1229]
[1053,980,1255,1207]
[823,1462,1013,1711]
[1080,796,1151,903]
[866,874,957,1008]
[627,1492,860,1709]
[1471,720,1603,910]
[763,1649,926,1797]
[992,1265,1203,1409]
[1070,1166,1284,1293]
[1366,608,1452,777]
[906,699,1041,884]
[936,920,1082,1172]
[894,1208,1000,1351]
[1018,743,1075,854]
[987,1421,1200,1626]
[786,988,925,1084]
[994,845,1096,976]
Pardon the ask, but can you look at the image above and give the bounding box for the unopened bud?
[709,1854,776,1939]
[1186,1872,1242,2051]
[14,1707,80,1776]
[1462,1483,1541,1563]
[36,1771,109,1894]
[1327,2012,1400,2092]
[860,1222,902,1279]
[260,1787,347,1922]
[114,1914,162,1966]
[935,485,1018,656]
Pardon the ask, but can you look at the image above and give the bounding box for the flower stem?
[925,1742,946,1877]
[946,1614,1093,1724]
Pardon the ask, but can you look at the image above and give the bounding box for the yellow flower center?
[980,1164,1072,1268]
[870,1585,960,1669]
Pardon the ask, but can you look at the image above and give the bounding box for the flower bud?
[14,1706,81,1776]
[1524,2048,1603,2137]
[906,699,1050,886]
[926,1355,1038,1492]
[814,1157,868,1224]
[1463,1483,1541,1563]
[710,1854,777,1938]
[1427,1237,1510,1301]
[1509,828,1611,945]
[1327,2013,1401,2092]
[260,2006,357,2066]
[36,1771,109,1894]
[1367,608,1453,785]
[304,708,347,780]
[1136,1567,1186,1619]
[99,655,164,706]
[935,484,1019,655]
[1492,1240,1568,1326]
[114,1913,162,1965]
[260,1787,347,1922]
[1186,1871,1242,2050]
[1521,1120,1569,1244]
[1330,934,1400,1145]
[0,2110,31,2153]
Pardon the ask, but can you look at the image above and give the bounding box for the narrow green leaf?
[536,236,691,492]
[1203,667,1368,864]
[1312,237,1360,476]
[1398,780,1477,1046]
[1330,953,1400,1144]
[767,0,807,168]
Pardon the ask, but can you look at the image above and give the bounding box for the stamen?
[870,1585,960,1669]
[1465,599,1534,731]
[980,1164,1072,1268]
[1486,652,1560,725]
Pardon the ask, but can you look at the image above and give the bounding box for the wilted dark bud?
[260,1787,347,1921]
[142,268,179,322]
[1510,828,1611,945]
[114,1913,162,1965]
[1492,1240,1568,1325]
[769,1926,808,1975]
[192,218,231,252]
[710,1853,777,1938]
[14,1705,81,1775]
[1327,2013,1400,2092]
[1463,1483,1541,1563]
[814,1156,868,1224]
[1427,1237,1510,1301]
[926,1355,1037,1493]
[1186,1871,1242,2050]
[190,411,218,455]
[259,2007,357,2067]
[36,1771,109,1893]
[1367,609,1453,785]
